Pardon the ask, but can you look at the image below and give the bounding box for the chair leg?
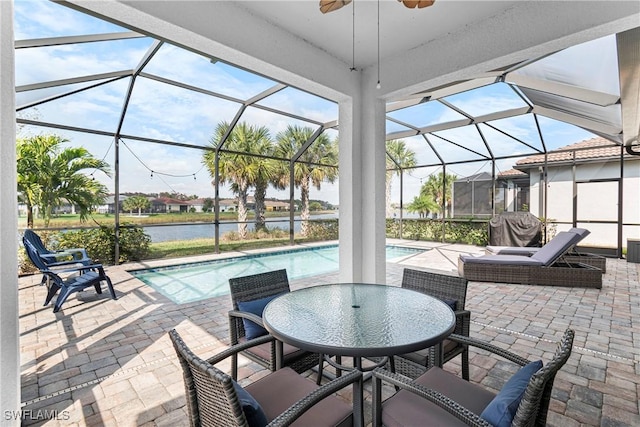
[104,276,117,300]
[462,350,470,381]
[316,353,324,385]
[53,287,75,313]
[44,282,61,306]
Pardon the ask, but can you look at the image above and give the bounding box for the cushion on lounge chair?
[459,254,544,266]
[530,231,580,266]
[485,246,540,256]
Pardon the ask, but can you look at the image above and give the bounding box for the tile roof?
[498,168,527,178]
[515,137,626,167]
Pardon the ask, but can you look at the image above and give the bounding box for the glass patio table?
[262,283,456,371]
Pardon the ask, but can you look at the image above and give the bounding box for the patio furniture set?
[170,268,576,427]
[20,230,595,425]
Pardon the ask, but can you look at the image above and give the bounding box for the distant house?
[265,200,289,211]
[157,197,190,213]
[219,199,236,212]
[97,195,128,214]
[514,137,640,249]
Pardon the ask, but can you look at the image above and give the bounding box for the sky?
[14,0,607,207]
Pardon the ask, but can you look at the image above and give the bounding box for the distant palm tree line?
[17,129,449,234]
[202,122,338,239]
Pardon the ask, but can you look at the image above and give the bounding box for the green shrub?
[53,224,151,265]
[386,218,489,246]
[304,219,339,241]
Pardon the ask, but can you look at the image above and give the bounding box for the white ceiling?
[236,0,522,69]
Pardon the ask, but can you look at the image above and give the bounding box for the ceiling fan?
[320,0,435,14]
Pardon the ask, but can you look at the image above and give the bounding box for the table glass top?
[262,283,456,357]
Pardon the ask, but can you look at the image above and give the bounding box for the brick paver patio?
[17,241,640,426]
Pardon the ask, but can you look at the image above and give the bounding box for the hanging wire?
[376,0,381,89]
[119,138,204,179]
[350,0,357,71]
[89,137,115,180]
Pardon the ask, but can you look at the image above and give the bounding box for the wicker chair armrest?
[453,310,471,336]
[372,368,491,427]
[268,369,363,427]
[447,334,530,366]
[205,334,275,366]
[228,309,266,329]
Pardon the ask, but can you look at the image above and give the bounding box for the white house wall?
[528,159,640,248]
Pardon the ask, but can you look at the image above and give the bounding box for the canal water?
[143,213,338,243]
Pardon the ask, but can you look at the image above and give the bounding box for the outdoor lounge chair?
[392,269,471,381]
[458,230,603,288]
[169,328,363,427]
[228,269,323,381]
[485,227,606,272]
[23,237,116,313]
[372,328,575,427]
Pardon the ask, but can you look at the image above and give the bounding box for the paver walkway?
[17,240,640,426]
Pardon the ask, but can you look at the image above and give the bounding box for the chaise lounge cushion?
[459,254,544,266]
[529,231,580,266]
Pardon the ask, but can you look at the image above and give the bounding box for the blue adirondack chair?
[22,236,116,313]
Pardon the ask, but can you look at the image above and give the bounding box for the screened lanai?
[4,0,640,421]
[14,1,640,258]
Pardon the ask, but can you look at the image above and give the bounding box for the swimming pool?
[130,245,425,304]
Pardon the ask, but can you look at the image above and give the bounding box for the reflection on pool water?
[130,245,425,304]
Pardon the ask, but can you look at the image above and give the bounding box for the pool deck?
[17,240,640,426]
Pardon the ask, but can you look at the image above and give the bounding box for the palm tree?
[122,195,150,216]
[406,194,439,218]
[203,122,273,239]
[275,125,338,237]
[386,140,417,218]
[17,134,111,228]
[250,135,279,232]
[422,172,456,218]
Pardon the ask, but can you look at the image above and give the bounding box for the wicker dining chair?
[228,269,322,380]
[169,329,363,427]
[393,268,471,380]
[372,328,575,427]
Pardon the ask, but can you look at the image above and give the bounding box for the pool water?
[130,245,425,304]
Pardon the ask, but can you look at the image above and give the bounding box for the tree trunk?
[300,177,310,237]
[237,186,248,239]
[254,180,267,232]
[27,204,34,229]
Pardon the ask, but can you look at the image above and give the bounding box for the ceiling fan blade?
[399,0,436,9]
[320,0,352,14]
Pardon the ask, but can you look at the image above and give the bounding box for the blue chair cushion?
[481,360,543,427]
[233,380,268,427]
[237,294,282,340]
[440,298,457,311]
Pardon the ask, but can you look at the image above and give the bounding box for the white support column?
[1,0,20,424]
[338,75,387,283]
